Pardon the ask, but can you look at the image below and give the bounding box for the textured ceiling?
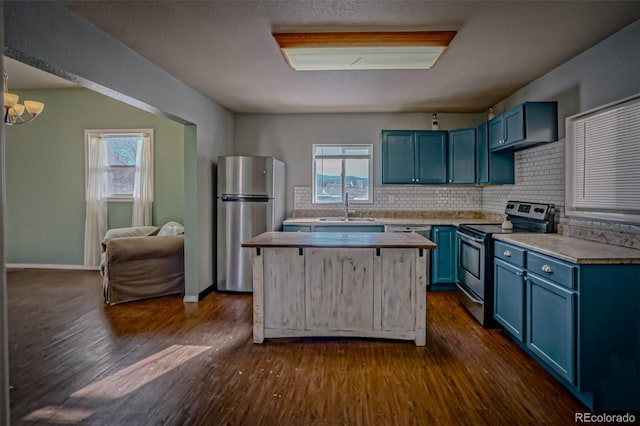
[23,1,640,113]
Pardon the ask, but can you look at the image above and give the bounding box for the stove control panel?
[505,201,554,221]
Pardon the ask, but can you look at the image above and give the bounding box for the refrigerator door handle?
[220,195,270,202]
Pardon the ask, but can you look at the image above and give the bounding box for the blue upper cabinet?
[381,130,447,184]
[415,131,447,184]
[381,130,416,184]
[477,122,515,184]
[477,123,489,184]
[489,102,558,152]
[447,128,476,184]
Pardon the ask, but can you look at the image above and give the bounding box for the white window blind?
[567,94,640,221]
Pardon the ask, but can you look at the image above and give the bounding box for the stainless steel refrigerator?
[216,156,286,292]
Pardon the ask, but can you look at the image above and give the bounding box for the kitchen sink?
[315,217,377,222]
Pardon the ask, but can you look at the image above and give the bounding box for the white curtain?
[132,134,153,227]
[83,134,108,266]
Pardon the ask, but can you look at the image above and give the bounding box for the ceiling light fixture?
[273,31,456,71]
[3,72,45,125]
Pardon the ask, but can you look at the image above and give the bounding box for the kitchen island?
[242,232,436,346]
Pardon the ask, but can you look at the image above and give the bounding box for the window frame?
[84,129,154,202]
[311,144,373,204]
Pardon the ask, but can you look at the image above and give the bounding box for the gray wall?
[234,112,484,214]
[493,19,640,118]
[4,2,234,296]
[483,19,640,216]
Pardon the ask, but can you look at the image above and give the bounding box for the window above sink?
[312,144,373,205]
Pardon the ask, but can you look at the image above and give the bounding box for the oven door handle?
[456,230,485,244]
[456,283,484,304]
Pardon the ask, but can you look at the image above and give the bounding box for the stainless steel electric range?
[456,201,555,327]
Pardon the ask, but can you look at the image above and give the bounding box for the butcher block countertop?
[242,231,437,249]
[493,233,640,264]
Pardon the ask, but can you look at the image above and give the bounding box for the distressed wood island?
[242,232,436,346]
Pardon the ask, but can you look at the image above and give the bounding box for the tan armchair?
[102,223,185,305]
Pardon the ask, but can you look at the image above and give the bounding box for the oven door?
[456,230,485,300]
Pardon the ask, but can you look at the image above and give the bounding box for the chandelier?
[3,72,45,125]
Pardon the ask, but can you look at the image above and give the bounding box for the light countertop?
[284,217,498,227]
[493,233,640,264]
[242,231,437,249]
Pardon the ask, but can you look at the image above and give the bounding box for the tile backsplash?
[294,185,483,211]
[482,140,565,218]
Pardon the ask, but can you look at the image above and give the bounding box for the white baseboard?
[7,263,100,271]
[183,295,199,303]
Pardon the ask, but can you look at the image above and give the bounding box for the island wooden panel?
[306,249,374,331]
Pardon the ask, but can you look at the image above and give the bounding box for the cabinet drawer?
[527,252,576,290]
[494,241,525,267]
[314,225,384,232]
[283,225,311,232]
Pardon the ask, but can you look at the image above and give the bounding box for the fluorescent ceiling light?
[274,31,456,71]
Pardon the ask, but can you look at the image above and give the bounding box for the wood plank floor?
[7,268,587,425]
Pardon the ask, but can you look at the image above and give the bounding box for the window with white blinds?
[566,93,640,222]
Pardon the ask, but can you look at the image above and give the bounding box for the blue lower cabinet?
[526,273,576,385]
[431,226,456,284]
[493,259,525,342]
[494,241,640,411]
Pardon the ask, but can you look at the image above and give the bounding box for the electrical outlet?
[388,195,395,203]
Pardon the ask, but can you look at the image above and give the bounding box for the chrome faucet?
[344,192,349,219]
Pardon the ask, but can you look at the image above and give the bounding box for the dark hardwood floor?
[7,268,587,425]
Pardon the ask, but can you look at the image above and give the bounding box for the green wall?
[5,88,184,265]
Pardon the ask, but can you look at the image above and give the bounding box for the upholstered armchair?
[101,222,185,305]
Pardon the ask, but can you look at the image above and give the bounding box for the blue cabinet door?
[526,273,576,384]
[448,128,476,184]
[476,123,489,184]
[415,131,448,184]
[494,258,525,341]
[431,226,457,284]
[504,105,525,145]
[381,130,415,184]
[488,115,504,150]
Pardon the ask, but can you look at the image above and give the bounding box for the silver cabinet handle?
[516,272,522,276]
[504,250,511,257]
[415,178,419,182]
[542,265,553,273]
